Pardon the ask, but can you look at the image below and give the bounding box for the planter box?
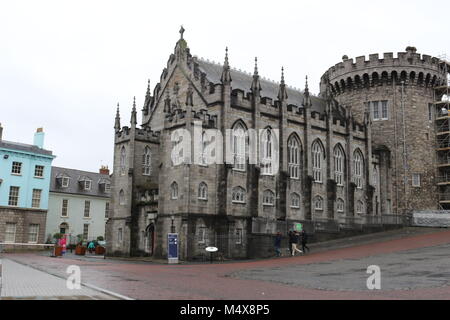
[75,245,86,255]
[54,246,63,257]
[95,246,105,255]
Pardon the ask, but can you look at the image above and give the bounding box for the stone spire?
[220,47,232,84]
[251,57,261,95]
[145,79,151,98]
[114,103,121,133]
[302,76,312,108]
[131,96,137,126]
[143,79,152,114]
[277,67,288,101]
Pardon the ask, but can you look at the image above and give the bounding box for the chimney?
[0,123,3,140]
[33,128,44,148]
[99,165,110,175]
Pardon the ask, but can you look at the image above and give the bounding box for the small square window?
[34,165,44,178]
[412,174,421,188]
[11,162,22,175]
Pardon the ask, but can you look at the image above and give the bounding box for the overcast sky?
[1,0,448,173]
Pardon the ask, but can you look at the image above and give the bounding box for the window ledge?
[34,176,44,179]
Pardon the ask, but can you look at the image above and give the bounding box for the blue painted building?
[0,124,55,244]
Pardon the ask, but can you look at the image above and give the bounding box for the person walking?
[288,230,295,256]
[301,229,310,253]
[274,232,282,257]
[291,231,303,256]
[88,241,95,254]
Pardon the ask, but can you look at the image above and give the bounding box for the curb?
[0,259,2,297]
[7,258,134,300]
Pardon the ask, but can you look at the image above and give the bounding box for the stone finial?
[251,57,261,95]
[114,102,121,132]
[179,25,185,39]
[254,57,259,76]
[277,67,288,101]
[131,97,137,126]
[302,76,311,108]
[221,47,232,84]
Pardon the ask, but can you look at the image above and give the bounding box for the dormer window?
[78,176,92,191]
[98,178,111,193]
[56,173,70,188]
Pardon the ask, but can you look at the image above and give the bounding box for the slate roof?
[196,59,326,113]
[0,140,54,157]
[50,166,111,198]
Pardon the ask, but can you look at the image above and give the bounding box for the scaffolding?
[435,54,450,209]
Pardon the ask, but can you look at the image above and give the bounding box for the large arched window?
[312,140,324,183]
[353,149,364,189]
[142,146,151,175]
[288,134,301,179]
[291,193,300,208]
[232,122,247,171]
[334,145,345,186]
[170,182,178,200]
[261,128,273,175]
[198,182,208,200]
[120,146,126,175]
[262,190,275,206]
[119,189,125,205]
[232,186,246,203]
[337,198,345,213]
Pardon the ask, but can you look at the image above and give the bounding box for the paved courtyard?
[1,227,450,300]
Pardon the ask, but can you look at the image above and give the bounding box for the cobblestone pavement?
[2,228,450,300]
[0,259,117,300]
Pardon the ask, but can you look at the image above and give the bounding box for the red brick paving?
[4,229,450,300]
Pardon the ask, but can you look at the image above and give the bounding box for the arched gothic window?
[288,135,301,179]
[198,182,208,200]
[142,146,151,175]
[170,182,178,200]
[353,150,364,189]
[312,140,324,183]
[314,196,323,211]
[262,190,275,206]
[261,128,273,175]
[356,200,364,214]
[334,145,345,186]
[337,198,345,213]
[232,186,246,203]
[120,146,126,175]
[291,193,300,208]
[232,123,247,171]
[119,189,125,205]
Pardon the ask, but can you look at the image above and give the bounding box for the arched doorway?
[59,223,69,235]
[145,223,155,256]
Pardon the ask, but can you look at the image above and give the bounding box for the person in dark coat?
[301,229,310,253]
[288,230,295,255]
[274,232,282,257]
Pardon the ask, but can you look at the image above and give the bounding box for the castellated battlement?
[321,47,449,96]
[115,126,160,144]
[164,107,218,130]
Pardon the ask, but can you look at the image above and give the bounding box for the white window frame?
[353,150,364,189]
[61,176,70,188]
[261,129,273,175]
[412,173,421,187]
[312,141,323,183]
[11,161,22,175]
[232,187,246,204]
[334,146,344,186]
[5,223,17,243]
[235,228,243,244]
[371,100,389,121]
[232,124,247,172]
[61,199,69,217]
[105,202,110,218]
[104,183,111,193]
[83,224,89,240]
[31,189,42,208]
[84,200,91,218]
[288,136,301,180]
[142,146,151,175]
[170,182,178,200]
[34,165,44,178]
[198,182,208,200]
[337,198,345,213]
[291,193,300,208]
[84,180,92,191]
[314,196,323,211]
[8,186,20,206]
[28,224,39,244]
[262,190,275,206]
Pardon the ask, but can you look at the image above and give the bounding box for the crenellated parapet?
[164,107,218,130]
[321,47,449,96]
[115,126,160,144]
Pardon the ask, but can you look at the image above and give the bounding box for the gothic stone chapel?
[105,27,450,260]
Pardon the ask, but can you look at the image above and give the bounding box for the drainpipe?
[401,81,408,215]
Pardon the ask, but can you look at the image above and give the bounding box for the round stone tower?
[320,47,449,215]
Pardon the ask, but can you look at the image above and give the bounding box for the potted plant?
[52,233,63,256]
[75,234,86,255]
[95,236,105,255]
